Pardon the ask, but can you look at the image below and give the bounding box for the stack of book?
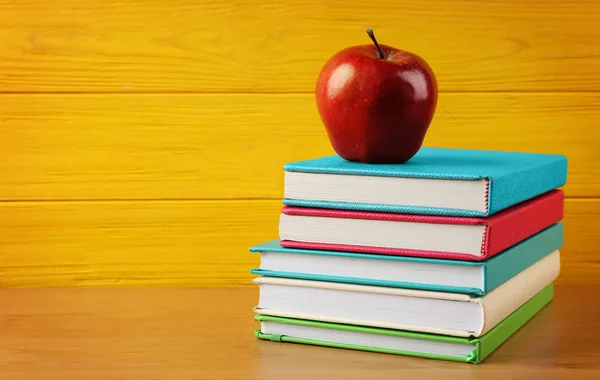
[249,147,567,364]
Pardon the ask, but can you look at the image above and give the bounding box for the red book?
[279,190,564,261]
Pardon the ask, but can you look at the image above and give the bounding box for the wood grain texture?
[1,0,598,288]
[0,285,599,379]
[0,198,597,287]
[0,0,599,93]
[2,92,598,200]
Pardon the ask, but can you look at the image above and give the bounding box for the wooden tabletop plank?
[0,285,598,379]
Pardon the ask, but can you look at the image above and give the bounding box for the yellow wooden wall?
[1,0,599,286]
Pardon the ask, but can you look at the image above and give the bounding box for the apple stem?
[366,28,384,59]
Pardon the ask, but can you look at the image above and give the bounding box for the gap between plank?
[0,195,594,204]
[0,90,599,96]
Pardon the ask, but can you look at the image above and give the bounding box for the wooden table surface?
[0,285,598,379]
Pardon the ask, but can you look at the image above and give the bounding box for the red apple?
[315,29,438,164]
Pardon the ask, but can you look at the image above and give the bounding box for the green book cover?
[254,283,553,364]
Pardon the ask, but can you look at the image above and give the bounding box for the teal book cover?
[282,148,567,216]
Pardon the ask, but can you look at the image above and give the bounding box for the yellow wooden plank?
[0,199,274,287]
[0,0,599,92]
[1,92,598,200]
[0,198,596,287]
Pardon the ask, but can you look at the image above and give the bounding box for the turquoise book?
[250,222,563,295]
[282,147,567,217]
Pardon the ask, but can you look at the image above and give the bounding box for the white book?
[284,170,488,213]
[253,250,560,338]
[259,320,477,358]
[279,212,486,255]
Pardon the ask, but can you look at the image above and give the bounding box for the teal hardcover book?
[250,222,563,295]
[282,148,567,216]
[254,283,554,364]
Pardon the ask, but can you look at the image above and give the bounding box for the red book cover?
[279,189,564,261]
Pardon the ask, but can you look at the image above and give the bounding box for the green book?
[254,283,553,364]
